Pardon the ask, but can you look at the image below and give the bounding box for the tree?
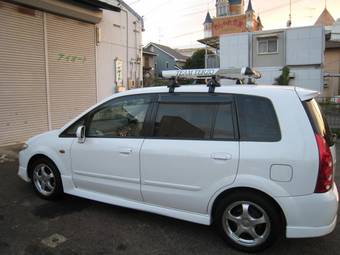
[274,66,293,86]
[184,48,213,69]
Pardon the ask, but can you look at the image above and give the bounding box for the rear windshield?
[303,99,334,146]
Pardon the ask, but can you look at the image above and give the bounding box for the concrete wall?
[96,9,143,101]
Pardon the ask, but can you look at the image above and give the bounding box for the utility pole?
[287,0,292,27]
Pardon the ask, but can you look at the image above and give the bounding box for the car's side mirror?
[76,125,86,144]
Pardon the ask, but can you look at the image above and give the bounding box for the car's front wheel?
[214,191,284,252]
[30,158,63,200]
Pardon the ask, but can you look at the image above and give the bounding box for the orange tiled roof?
[315,8,335,26]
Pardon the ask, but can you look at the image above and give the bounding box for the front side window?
[87,95,152,138]
[153,96,235,140]
[258,37,278,54]
[60,117,85,137]
[237,95,281,142]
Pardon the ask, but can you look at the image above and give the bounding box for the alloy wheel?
[222,201,271,247]
[32,163,56,196]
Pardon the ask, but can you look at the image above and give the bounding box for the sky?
[123,0,340,49]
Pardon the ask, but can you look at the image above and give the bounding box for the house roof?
[204,12,213,24]
[145,43,189,62]
[98,0,143,20]
[246,0,254,12]
[216,0,241,4]
[315,8,335,26]
[75,0,120,12]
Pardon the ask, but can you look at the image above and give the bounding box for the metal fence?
[317,97,340,130]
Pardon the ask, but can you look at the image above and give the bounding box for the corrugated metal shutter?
[46,13,97,129]
[0,2,48,145]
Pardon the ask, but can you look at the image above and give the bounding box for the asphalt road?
[0,144,339,255]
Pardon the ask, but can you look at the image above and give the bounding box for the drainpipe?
[43,13,52,130]
[120,7,129,90]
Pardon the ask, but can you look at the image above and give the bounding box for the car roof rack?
[162,67,262,93]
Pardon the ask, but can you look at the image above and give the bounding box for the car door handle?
[119,148,133,155]
[211,153,232,161]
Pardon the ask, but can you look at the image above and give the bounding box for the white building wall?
[286,26,324,65]
[255,67,282,85]
[220,33,250,68]
[289,67,323,92]
[255,67,322,92]
[96,8,143,101]
[220,33,250,85]
[219,26,325,91]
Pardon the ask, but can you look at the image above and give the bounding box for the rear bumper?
[286,215,337,238]
[277,184,339,238]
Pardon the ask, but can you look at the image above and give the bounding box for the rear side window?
[303,99,334,146]
[154,103,214,139]
[153,96,235,140]
[213,104,235,139]
[236,95,281,142]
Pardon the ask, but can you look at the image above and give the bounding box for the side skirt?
[62,177,211,225]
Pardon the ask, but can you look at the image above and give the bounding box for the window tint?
[237,95,281,142]
[154,103,214,139]
[303,99,334,146]
[213,104,234,139]
[87,95,152,138]
[60,117,85,137]
[153,100,235,140]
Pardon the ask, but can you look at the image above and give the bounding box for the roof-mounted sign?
[162,67,261,80]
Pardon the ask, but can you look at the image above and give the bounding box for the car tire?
[214,191,284,253]
[30,158,63,200]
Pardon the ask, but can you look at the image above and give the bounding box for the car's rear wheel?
[214,191,283,252]
[30,158,63,200]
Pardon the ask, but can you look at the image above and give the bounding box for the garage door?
[0,2,97,145]
[0,2,49,145]
[46,13,97,129]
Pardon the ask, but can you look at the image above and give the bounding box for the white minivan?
[18,82,338,252]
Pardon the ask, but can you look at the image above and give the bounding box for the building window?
[257,37,278,54]
[166,62,169,69]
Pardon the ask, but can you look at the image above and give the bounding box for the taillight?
[314,134,334,193]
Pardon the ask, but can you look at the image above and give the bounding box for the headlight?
[19,143,29,151]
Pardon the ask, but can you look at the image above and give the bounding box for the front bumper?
[18,166,30,182]
[17,149,31,182]
[277,184,339,238]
